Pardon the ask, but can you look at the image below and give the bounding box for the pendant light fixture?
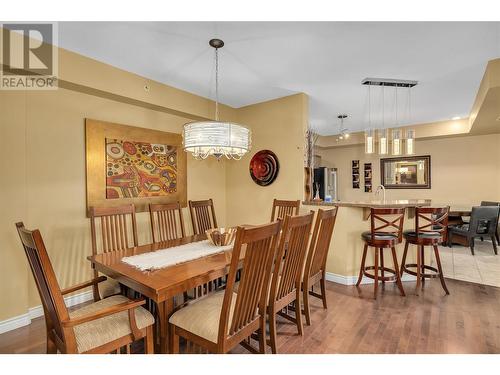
[337,114,350,140]
[392,85,402,155]
[365,85,375,154]
[183,39,251,160]
[378,84,388,155]
[405,86,416,155]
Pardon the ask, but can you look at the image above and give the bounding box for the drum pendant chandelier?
[183,39,251,160]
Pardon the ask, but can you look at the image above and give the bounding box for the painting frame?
[85,118,187,216]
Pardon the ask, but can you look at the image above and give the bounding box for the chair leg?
[302,281,311,326]
[169,325,179,354]
[415,245,422,294]
[448,232,453,248]
[295,289,304,336]
[320,273,328,309]
[480,236,484,241]
[46,331,57,354]
[258,317,266,354]
[420,245,425,287]
[269,309,278,354]
[400,241,409,276]
[496,230,499,245]
[470,237,475,255]
[380,249,385,283]
[492,236,498,255]
[373,247,379,300]
[356,243,368,287]
[391,247,406,297]
[433,245,450,295]
[145,326,154,354]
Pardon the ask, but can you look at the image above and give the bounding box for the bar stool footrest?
[363,266,398,282]
[403,264,440,279]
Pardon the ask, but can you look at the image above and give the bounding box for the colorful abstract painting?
[105,138,177,199]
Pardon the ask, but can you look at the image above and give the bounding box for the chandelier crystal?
[183,39,251,160]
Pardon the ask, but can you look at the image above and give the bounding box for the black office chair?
[480,201,500,244]
[448,206,500,255]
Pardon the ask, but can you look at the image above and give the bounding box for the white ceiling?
[57,22,500,135]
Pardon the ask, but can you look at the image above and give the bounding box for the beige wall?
[225,94,308,227]
[0,87,229,320]
[0,39,308,323]
[316,133,500,205]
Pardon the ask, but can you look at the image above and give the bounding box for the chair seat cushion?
[169,290,237,343]
[448,224,469,234]
[70,295,154,353]
[361,231,398,241]
[403,230,442,239]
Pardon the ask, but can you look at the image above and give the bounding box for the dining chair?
[448,206,499,255]
[149,202,186,243]
[168,221,282,354]
[400,206,450,295]
[189,199,218,235]
[302,207,338,326]
[267,211,314,353]
[480,201,500,244]
[270,199,301,221]
[15,222,154,354]
[356,208,406,299]
[89,204,138,300]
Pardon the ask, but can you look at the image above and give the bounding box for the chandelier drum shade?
[182,38,251,160]
[183,121,251,160]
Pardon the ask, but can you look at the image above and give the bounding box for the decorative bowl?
[206,227,237,246]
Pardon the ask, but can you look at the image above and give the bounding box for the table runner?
[122,240,233,271]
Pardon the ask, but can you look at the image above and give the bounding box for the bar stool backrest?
[370,207,405,242]
[415,206,449,238]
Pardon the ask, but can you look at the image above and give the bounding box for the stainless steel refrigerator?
[313,167,338,202]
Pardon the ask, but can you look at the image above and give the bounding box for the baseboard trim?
[325,271,416,285]
[0,290,94,335]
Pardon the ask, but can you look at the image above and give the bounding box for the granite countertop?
[303,199,432,208]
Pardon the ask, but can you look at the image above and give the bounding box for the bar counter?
[301,199,430,282]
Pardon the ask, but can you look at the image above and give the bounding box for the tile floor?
[431,239,500,287]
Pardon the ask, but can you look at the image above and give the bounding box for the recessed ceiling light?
[451,116,461,120]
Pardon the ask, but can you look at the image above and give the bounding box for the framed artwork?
[85,119,187,215]
[249,150,280,186]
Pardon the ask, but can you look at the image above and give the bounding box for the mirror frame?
[380,155,431,189]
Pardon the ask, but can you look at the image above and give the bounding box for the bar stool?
[356,207,406,299]
[400,206,450,295]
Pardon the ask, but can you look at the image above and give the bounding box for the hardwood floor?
[1,278,499,354]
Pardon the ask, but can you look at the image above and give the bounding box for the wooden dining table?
[88,234,235,354]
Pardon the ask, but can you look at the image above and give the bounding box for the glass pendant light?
[405,86,415,155]
[406,129,415,155]
[378,84,388,155]
[183,39,251,160]
[365,85,375,154]
[392,85,401,155]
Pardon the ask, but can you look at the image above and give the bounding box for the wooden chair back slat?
[272,212,314,302]
[415,206,449,236]
[149,202,186,242]
[305,208,338,279]
[189,199,218,235]
[15,223,72,348]
[90,204,138,256]
[271,199,300,221]
[218,221,281,343]
[370,207,405,242]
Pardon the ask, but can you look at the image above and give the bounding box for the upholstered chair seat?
[361,231,398,241]
[70,295,154,353]
[403,230,442,238]
[169,290,237,343]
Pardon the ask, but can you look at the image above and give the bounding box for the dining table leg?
[155,298,174,354]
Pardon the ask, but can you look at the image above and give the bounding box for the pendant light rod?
[209,38,224,121]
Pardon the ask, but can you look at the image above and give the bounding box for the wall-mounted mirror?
[380,155,431,189]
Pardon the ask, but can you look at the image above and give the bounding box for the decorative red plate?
[249,150,279,186]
